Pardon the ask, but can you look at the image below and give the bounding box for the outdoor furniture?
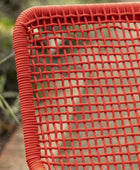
[13,3,140,170]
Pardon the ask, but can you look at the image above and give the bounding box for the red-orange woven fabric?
[13,3,140,170]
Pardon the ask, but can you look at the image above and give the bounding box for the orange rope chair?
[13,3,140,170]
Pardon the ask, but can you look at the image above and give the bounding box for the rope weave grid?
[14,3,140,170]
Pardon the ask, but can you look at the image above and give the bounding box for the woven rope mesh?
[26,6,140,169]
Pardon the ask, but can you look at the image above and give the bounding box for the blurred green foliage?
[46,0,118,5]
[0,17,13,53]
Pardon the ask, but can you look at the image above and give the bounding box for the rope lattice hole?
[26,11,140,170]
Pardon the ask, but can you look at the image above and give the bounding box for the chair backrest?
[13,3,140,170]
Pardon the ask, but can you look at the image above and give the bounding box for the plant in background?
[0,53,20,130]
[0,53,20,124]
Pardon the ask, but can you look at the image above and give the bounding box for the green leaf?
[0,52,14,65]
[0,74,7,93]
[0,99,5,110]
[2,91,18,98]
[0,94,20,124]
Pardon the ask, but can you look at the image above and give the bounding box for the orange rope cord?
[14,3,140,170]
